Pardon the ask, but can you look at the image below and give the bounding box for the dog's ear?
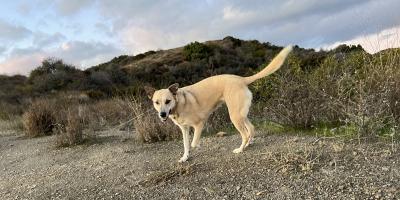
[144,86,156,99]
[168,83,179,95]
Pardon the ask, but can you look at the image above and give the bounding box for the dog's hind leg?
[191,122,204,148]
[226,87,252,153]
[230,116,249,153]
[244,118,255,147]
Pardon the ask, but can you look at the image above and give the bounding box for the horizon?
[1,0,400,75]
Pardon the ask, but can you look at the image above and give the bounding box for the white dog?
[145,46,292,162]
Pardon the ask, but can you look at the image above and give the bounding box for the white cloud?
[323,26,400,53]
[0,40,121,75]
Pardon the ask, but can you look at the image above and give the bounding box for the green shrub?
[183,42,212,61]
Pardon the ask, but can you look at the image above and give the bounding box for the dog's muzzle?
[159,111,168,122]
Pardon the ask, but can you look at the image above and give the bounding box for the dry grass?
[128,97,180,143]
[204,105,231,134]
[23,100,56,137]
[0,116,24,135]
[85,98,132,130]
[261,139,328,174]
[256,50,400,140]
[55,109,84,147]
[137,163,198,187]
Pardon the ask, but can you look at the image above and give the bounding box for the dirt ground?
[0,130,399,200]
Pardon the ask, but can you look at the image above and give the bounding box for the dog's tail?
[244,45,293,85]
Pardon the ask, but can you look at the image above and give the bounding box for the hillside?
[0,36,368,100]
[1,36,399,135]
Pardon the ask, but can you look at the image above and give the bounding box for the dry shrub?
[129,97,180,143]
[264,79,328,128]
[0,116,24,135]
[311,51,400,139]
[23,100,56,137]
[205,105,231,134]
[85,98,132,130]
[138,163,198,187]
[55,109,84,147]
[266,140,327,174]
[259,60,331,128]
[255,50,400,139]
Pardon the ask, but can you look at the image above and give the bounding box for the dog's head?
[144,83,179,122]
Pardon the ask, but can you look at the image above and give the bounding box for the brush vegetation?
[0,37,399,142]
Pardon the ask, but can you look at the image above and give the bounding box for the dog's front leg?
[178,125,190,162]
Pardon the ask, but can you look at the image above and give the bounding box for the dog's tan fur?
[145,46,292,162]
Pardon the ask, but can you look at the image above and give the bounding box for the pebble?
[381,167,389,171]
[216,132,227,137]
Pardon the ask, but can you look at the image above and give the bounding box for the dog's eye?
[155,101,159,105]
[165,99,171,104]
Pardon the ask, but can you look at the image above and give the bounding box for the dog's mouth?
[159,110,171,122]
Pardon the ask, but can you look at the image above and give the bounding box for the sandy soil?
[0,130,399,199]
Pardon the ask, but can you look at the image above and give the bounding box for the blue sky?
[1,0,400,75]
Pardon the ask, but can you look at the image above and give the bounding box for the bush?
[85,98,132,130]
[129,98,180,143]
[254,50,400,139]
[55,109,84,147]
[23,100,56,137]
[205,105,231,134]
[183,42,212,61]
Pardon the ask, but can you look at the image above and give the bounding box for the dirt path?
[0,130,399,199]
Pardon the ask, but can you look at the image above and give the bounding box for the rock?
[216,132,227,137]
[381,167,389,171]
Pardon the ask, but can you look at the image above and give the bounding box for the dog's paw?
[191,143,200,149]
[178,155,189,163]
[232,148,243,154]
[245,138,254,147]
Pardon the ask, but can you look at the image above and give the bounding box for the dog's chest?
[169,114,185,125]
[169,114,196,126]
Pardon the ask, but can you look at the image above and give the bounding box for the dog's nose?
[160,112,167,118]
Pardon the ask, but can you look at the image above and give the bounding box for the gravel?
[0,130,399,199]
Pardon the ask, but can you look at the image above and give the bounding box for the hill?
[1,36,369,99]
[1,36,399,134]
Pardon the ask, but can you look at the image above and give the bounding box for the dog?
[145,45,292,162]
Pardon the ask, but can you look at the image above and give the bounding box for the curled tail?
[244,45,293,84]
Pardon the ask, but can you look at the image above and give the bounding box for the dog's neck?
[170,90,186,117]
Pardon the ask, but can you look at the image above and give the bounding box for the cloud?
[93,0,400,52]
[2,0,400,75]
[323,26,400,53]
[33,32,66,47]
[54,0,93,16]
[55,41,121,66]
[0,19,32,43]
[0,41,121,75]
[0,46,6,54]
[0,53,45,75]
[119,25,209,54]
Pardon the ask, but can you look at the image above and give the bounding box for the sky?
[1,0,400,75]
